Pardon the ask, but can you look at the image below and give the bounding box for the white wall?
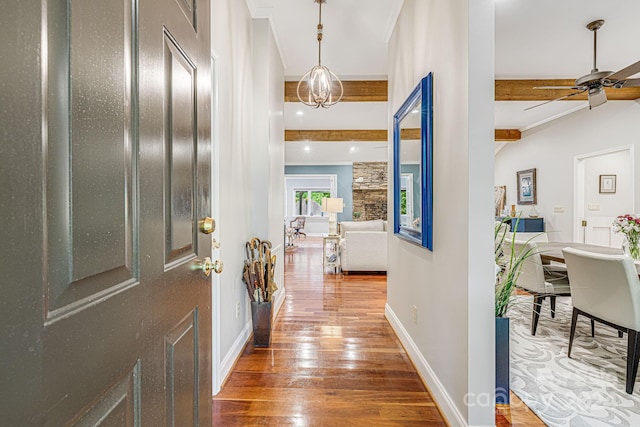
[495,102,640,242]
[252,19,286,317]
[211,1,285,392]
[386,1,495,426]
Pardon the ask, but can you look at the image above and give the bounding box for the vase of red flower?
[613,214,640,260]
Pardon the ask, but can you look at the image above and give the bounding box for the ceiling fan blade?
[607,60,640,81]
[622,78,640,88]
[524,89,588,111]
[534,86,583,90]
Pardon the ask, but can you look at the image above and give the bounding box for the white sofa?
[339,219,388,272]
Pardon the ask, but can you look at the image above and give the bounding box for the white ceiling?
[246,0,640,164]
[246,0,403,79]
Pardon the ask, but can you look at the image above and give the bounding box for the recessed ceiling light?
[296,111,304,116]
[349,146,356,152]
[304,146,311,152]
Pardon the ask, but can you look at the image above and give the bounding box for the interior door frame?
[210,53,222,395]
[573,144,635,242]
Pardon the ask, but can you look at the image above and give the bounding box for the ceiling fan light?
[588,87,607,109]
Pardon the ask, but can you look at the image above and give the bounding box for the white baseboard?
[273,286,286,320]
[385,304,468,427]
[218,320,252,388]
[271,244,286,320]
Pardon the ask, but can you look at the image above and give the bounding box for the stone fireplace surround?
[352,162,387,221]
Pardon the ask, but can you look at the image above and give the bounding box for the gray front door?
[1,0,212,425]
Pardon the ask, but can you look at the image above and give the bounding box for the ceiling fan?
[527,19,640,110]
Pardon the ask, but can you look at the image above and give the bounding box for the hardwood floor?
[496,394,545,426]
[212,237,544,426]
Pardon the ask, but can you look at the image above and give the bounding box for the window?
[285,174,338,218]
[294,190,331,216]
[399,173,413,227]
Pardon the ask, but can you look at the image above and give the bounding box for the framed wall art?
[599,174,616,194]
[516,168,536,205]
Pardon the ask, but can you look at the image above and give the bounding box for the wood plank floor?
[212,237,544,426]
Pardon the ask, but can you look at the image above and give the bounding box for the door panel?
[164,31,198,266]
[138,0,212,424]
[584,216,624,248]
[73,361,141,427]
[176,0,197,31]
[0,0,212,425]
[165,310,199,426]
[46,0,138,319]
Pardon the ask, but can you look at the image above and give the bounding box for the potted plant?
[494,217,536,404]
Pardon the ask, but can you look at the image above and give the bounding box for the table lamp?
[322,197,343,236]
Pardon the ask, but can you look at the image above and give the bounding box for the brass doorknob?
[212,259,223,274]
[199,217,215,234]
[200,257,223,277]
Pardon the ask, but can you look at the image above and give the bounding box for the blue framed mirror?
[393,73,433,250]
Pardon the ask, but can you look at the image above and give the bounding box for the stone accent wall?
[352,162,387,190]
[352,162,387,221]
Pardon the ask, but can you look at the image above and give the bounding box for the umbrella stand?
[243,237,277,347]
[250,301,272,347]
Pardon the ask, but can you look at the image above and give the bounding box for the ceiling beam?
[495,129,521,141]
[285,129,387,142]
[286,79,640,103]
[284,80,388,102]
[286,129,522,142]
[496,79,640,101]
[400,128,420,140]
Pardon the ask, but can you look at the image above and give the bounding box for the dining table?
[537,242,623,263]
[537,242,640,274]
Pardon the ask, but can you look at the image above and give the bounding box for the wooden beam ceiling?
[496,79,640,101]
[284,80,388,102]
[287,79,640,103]
[285,129,521,142]
[286,79,640,103]
[286,80,640,144]
[495,129,521,142]
[400,128,420,140]
[285,129,387,142]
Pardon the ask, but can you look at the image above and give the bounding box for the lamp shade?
[322,197,343,213]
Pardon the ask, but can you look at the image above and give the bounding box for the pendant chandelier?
[296,0,343,108]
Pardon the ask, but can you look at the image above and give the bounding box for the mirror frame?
[392,73,433,250]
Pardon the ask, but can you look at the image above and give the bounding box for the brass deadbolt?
[199,217,215,234]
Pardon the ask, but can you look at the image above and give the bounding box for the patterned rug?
[507,295,640,426]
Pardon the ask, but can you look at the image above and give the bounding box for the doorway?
[3,1,214,424]
[574,145,635,246]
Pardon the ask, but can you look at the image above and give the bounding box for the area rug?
[507,295,640,426]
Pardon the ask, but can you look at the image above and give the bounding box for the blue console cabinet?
[508,217,544,232]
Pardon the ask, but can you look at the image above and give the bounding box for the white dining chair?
[508,232,569,278]
[562,247,640,394]
[511,240,571,335]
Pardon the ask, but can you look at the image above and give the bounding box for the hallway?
[212,237,446,425]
